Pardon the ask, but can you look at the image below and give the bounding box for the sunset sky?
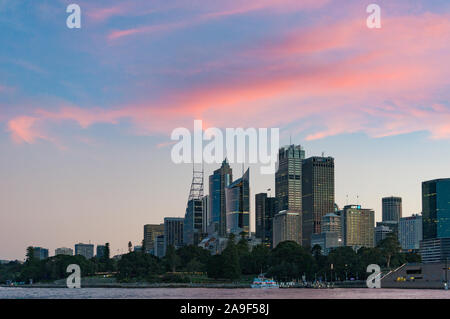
[1,0,449,260]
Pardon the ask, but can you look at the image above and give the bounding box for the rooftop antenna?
[346,194,349,205]
[290,133,292,145]
[356,195,359,206]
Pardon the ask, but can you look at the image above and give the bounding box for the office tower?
[143,224,164,253]
[321,212,341,233]
[75,243,94,259]
[96,245,107,259]
[209,158,233,236]
[302,156,335,247]
[374,225,393,245]
[275,145,304,212]
[382,196,402,222]
[399,214,422,251]
[420,178,450,263]
[422,178,450,240]
[55,247,73,256]
[225,168,250,236]
[184,165,206,246]
[255,193,278,247]
[272,210,302,248]
[33,247,49,260]
[184,198,204,245]
[164,217,184,254]
[154,235,165,257]
[311,212,342,255]
[341,205,375,249]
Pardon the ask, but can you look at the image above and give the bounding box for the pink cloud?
[6,10,450,145]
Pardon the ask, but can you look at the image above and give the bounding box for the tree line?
[0,233,420,284]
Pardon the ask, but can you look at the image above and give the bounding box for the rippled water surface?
[1,287,450,299]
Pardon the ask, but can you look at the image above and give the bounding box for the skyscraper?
[184,165,206,246]
[272,210,302,248]
[184,198,204,245]
[399,214,422,251]
[422,178,450,240]
[420,178,450,263]
[302,156,335,247]
[255,193,278,247]
[143,224,164,253]
[225,168,250,236]
[382,196,402,222]
[275,145,304,212]
[75,243,94,259]
[33,247,49,260]
[209,159,233,236]
[341,205,375,249]
[96,245,107,259]
[164,217,184,254]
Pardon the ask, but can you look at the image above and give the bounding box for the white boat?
[251,274,279,288]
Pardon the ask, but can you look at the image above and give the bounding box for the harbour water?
[1,287,450,299]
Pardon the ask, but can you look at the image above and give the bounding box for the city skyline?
[1,0,450,260]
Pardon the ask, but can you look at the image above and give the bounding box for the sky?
[0,0,449,260]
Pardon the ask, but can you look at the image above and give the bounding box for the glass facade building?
[275,145,304,213]
[302,156,335,247]
[399,214,422,251]
[422,178,450,240]
[183,198,205,245]
[209,159,232,236]
[382,196,402,222]
[255,193,278,247]
[225,168,250,236]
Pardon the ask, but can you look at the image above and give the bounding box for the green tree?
[164,245,180,272]
[377,233,402,268]
[221,235,241,280]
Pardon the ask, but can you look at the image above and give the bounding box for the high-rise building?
[272,210,302,248]
[374,225,393,245]
[399,214,422,251]
[311,212,342,255]
[321,212,341,233]
[184,198,205,245]
[55,247,73,256]
[143,224,164,253]
[275,145,304,212]
[75,243,94,259]
[209,159,233,236]
[420,178,450,263]
[164,217,184,254]
[302,156,335,247]
[382,196,402,222]
[341,205,375,249]
[226,168,250,236]
[96,245,107,259]
[184,165,206,246]
[255,193,278,247]
[422,178,450,240]
[33,247,49,260]
[154,235,165,257]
